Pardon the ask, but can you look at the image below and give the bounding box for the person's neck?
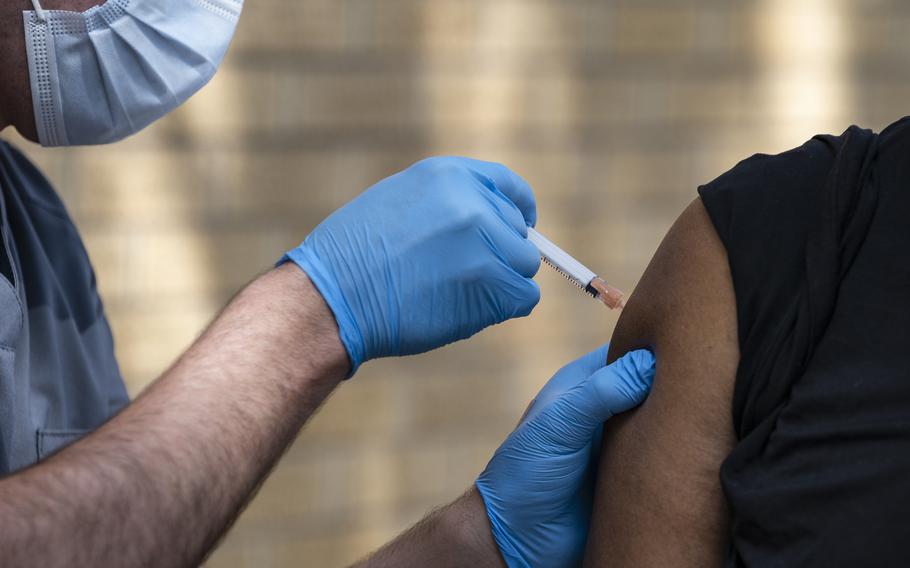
[0,100,9,133]
[0,4,25,138]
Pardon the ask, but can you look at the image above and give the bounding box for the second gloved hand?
[476,345,656,568]
[281,157,541,375]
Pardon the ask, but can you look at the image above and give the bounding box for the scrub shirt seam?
[0,259,23,348]
[18,192,72,222]
[0,173,22,295]
[38,430,88,437]
[0,149,26,344]
[1,146,72,221]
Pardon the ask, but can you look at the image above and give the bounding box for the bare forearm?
[0,263,349,567]
[354,488,506,568]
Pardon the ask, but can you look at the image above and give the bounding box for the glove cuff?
[474,481,533,568]
[278,248,365,378]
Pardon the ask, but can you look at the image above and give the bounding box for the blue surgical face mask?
[23,0,243,147]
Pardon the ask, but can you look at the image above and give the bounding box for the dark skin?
[0,0,103,141]
[583,198,739,567]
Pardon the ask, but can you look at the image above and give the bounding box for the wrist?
[251,263,351,383]
[280,248,366,375]
[441,489,508,568]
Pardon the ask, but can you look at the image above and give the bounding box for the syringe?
[527,227,625,310]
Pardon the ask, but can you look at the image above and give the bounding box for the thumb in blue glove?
[476,345,656,568]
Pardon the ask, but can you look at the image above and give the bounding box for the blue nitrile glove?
[475,345,656,568]
[281,157,541,375]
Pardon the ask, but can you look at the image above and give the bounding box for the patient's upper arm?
[583,198,739,567]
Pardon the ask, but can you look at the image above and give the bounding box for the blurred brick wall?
[4,0,909,565]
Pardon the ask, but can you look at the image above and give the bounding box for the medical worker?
[0,1,654,566]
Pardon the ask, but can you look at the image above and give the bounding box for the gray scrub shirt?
[0,141,128,475]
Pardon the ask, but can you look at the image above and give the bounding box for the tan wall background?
[3,0,909,565]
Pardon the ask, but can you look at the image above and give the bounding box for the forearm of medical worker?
[0,157,542,567]
[354,489,506,568]
[0,264,348,567]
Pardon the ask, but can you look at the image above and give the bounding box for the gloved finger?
[472,175,531,240]
[519,344,612,427]
[527,349,655,450]
[496,275,540,320]
[459,157,537,229]
[584,348,656,423]
[477,212,541,278]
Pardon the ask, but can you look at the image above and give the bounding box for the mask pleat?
[117,8,219,99]
[103,18,184,114]
[86,24,145,138]
[23,0,242,146]
[124,0,239,70]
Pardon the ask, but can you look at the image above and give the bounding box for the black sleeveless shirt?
[699,117,910,566]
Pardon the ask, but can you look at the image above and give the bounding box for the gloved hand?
[475,345,656,568]
[281,157,541,375]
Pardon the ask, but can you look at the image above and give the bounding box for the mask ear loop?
[30,0,47,21]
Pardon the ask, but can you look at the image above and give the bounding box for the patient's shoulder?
[609,196,738,459]
[586,197,738,567]
[608,197,738,376]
